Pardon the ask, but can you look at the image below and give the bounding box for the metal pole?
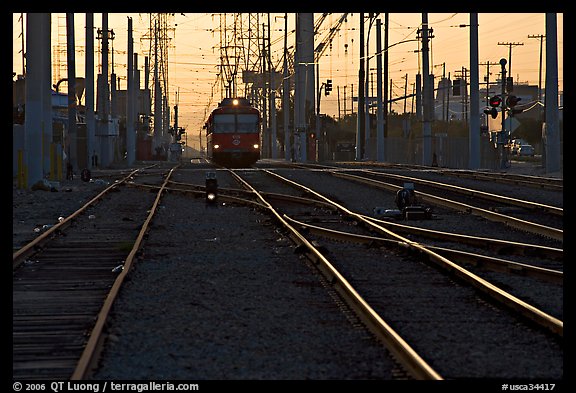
[356,13,365,160]
[421,13,432,166]
[500,58,508,169]
[469,13,480,169]
[268,14,277,159]
[126,17,135,165]
[66,13,77,173]
[24,13,45,188]
[544,13,561,173]
[283,13,290,161]
[376,19,384,162]
[86,13,95,170]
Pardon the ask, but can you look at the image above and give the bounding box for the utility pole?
[420,13,432,166]
[376,18,384,162]
[454,67,469,125]
[66,13,77,172]
[544,13,560,174]
[499,58,508,170]
[497,41,523,80]
[528,34,545,107]
[282,13,291,161]
[479,61,499,106]
[469,13,480,170]
[383,13,389,139]
[268,13,277,159]
[356,13,365,161]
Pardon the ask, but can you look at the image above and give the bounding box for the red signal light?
[489,95,502,107]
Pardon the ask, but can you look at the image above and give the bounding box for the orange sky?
[13,13,563,150]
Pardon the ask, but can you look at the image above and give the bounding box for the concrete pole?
[126,17,135,165]
[421,13,432,166]
[544,13,561,174]
[100,13,111,167]
[66,13,77,173]
[301,13,314,162]
[376,19,384,162]
[356,13,365,161]
[268,14,277,159]
[295,13,314,162]
[154,21,162,150]
[283,13,291,161]
[85,13,95,170]
[468,13,480,169]
[24,13,45,188]
[293,14,300,162]
[41,13,52,177]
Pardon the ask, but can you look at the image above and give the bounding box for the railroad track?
[223,166,562,379]
[12,165,178,380]
[13,161,563,380]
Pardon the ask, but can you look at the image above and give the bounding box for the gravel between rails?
[12,163,564,382]
[91,169,400,380]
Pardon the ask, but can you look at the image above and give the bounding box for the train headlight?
[214,144,220,149]
[232,99,239,106]
[253,144,259,149]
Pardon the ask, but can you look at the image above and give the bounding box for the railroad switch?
[403,206,432,220]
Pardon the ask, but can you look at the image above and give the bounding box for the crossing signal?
[506,95,521,107]
[484,107,498,119]
[484,95,502,118]
[489,95,502,107]
[325,79,332,96]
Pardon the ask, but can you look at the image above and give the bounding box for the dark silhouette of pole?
[66,13,77,173]
[356,13,365,160]
[528,34,545,106]
[497,41,523,79]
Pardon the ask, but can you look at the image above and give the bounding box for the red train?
[204,97,261,167]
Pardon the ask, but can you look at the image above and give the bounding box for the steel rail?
[228,169,443,380]
[71,165,180,380]
[283,216,563,285]
[330,171,563,242]
[128,181,337,211]
[13,168,143,271]
[359,169,563,216]
[360,215,563,261]
[435,168,563,191]
[263,169,563,338]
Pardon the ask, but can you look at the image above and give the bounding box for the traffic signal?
[506,95,521,107]
[484,95,501,119]
[484,107,498,119]
[325,79,332,96]
[489,95,502,107]
[506,95,523,115]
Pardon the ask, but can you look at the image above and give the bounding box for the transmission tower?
[52,14,68,87]
[140,13,175,137]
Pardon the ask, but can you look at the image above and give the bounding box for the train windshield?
[213,113,259,134]
[213,114,235,133]
[236,114,259,133]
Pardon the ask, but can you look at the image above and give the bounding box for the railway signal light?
[489,95,502,107]
[484,95,502,119]
[506,95,521,108]
[205,172,218,205]
[484,107,498,119]
[325,79,332,96]
[506,95,523,116]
